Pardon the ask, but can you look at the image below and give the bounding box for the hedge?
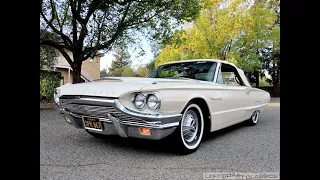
[40,70,62,102]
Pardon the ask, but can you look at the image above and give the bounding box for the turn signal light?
[139,127,151,135]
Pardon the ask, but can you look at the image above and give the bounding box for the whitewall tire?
[174,102,204,154]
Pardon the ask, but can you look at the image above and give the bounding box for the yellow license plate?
[83,117,102,131]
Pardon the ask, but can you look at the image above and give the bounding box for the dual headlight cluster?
[132,93,161,110]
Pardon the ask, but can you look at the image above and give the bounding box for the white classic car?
[54,59,270,153]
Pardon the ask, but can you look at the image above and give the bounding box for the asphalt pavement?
[40,101,280,180]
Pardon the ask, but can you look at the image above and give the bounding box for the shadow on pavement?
[202,121,247,142]
[87,121,249,155]
[93,134,180,155]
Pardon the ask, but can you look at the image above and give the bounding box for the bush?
[40,70,62,102]
[259,77,273,87]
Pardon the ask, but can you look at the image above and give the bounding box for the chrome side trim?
[210,103,268,115]
[210,97,223,100]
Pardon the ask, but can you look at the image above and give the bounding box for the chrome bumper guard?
[57,97,182,140]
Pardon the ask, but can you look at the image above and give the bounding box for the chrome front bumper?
[55,96,182,140]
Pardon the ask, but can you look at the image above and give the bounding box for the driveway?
[40,101,280,179]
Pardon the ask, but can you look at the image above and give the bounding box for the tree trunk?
[271,56,280,97]
[273,81,280,97]
[72,56,83,84]
[254,70,259,87]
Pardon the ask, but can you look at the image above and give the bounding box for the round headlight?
[146,94,161,110]
[54,89,60,104]
[133,93,146,109]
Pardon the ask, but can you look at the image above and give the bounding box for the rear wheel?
[247,111,260,126]
[173,102,204,154]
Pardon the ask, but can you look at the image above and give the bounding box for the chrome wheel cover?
[182,110,199,143]
[252,111,259,123]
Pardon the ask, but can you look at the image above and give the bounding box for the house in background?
[49,51,103,85]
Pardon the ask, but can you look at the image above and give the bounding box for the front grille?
[64,104,118,117]
[63,104,151,124]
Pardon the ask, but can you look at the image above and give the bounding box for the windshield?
[148,61,217,82]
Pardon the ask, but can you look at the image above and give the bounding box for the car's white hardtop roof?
[161,59,237,67]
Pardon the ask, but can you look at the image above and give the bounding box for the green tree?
[225,0,279,87]
[121,66,136,77]
[156,0,257,65]
[147,60,156,72]
[40,46,58,70]
[40,29,59,69]
[100,67,107,77]
[107,42,131,76]
[40,0,201,83]
[156,0,277,67]
[107,61,121,76]
[155,0,279,89]
[259,0,280,95]
[136,65,151,77]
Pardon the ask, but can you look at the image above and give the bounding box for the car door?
[218,63,249,124]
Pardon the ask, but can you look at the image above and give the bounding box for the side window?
[218,63,244,86]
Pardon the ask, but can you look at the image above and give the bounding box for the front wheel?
[173,103,204,154]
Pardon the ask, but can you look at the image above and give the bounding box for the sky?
[100,36,154,71]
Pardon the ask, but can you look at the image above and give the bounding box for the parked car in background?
[54,59,270,153]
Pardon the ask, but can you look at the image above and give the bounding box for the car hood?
[58,77,200,98]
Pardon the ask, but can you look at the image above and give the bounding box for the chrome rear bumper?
[56,96,182,140]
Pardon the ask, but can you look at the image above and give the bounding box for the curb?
[269,98,280,106]
[268,103,280,107]
[270,97,280,101]
[40,103,54,110]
